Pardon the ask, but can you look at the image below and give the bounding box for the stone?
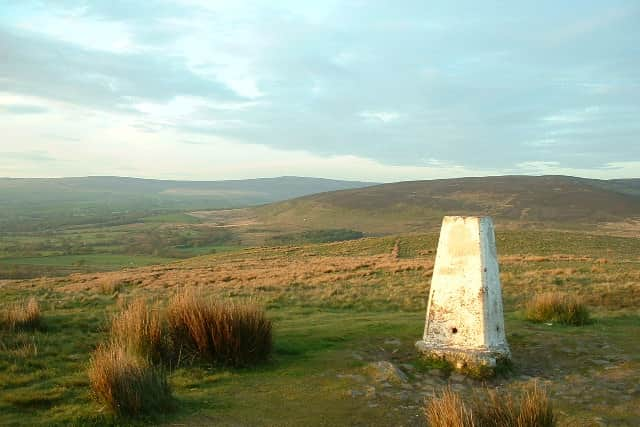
[449,373,467,383]
[349,389,363,398]
[365,386,377,398]
[416,216,511,375]
[367,361,409,384]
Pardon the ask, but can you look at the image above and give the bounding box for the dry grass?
[425,383,555,427]
[88,344,173,417]
[98,277,125,295]
[473,382,556,427]
[167,288,272,367]
[0,297,41,331]
[524,293,590,326]
[109,298,166,363]
[25,232,640,313]
[424,388,474,427]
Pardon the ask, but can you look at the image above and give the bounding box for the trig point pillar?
[416,216,510,375]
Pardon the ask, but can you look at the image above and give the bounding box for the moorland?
[1,174,639,426]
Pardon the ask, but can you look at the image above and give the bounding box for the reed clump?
[88,344,173,417]
[525,292,590,325]
[108,298,166,363]
[167,288,272,367]
[425,382,555,427]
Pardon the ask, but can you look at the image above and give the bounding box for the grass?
[142,213,201,224]
[167,288,272,367]
[109,299,166,364]
[424,387,474,426]
[174,244,244,256]
[88,344,173,417]
[425,382,555,427]
[0,229,639,425]
[524,293,591,325]
[0,254,175,267]
[0,297,41,331]
[107,293,272,368]
[267,229,365,245]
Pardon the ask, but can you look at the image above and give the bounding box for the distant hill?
[594,178,640,197]
[255,176,640,233]
[0,176,375,231]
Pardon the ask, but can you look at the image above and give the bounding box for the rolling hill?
[0,176,376,231]
[254,175,640,233]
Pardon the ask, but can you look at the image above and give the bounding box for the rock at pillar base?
[416,216,511,378]
[415,342,511,378]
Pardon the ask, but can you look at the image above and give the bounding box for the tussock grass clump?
[473,382,556,427]
[0,297,41,331]
[525,293,590,325]
[109,299,166,363]
[167,288,272,367]
[425,382,555,427]
[88,344,173,417]
[424,388,474,427]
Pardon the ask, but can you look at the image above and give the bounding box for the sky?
[1,0,639,182]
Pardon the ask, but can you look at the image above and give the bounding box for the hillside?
[596,178,640,196]
[0,176,375,231]
[254,175,640,233]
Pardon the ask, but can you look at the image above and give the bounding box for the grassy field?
[0,220,243,279]
[1,229,639,426]
[0,214,365,279]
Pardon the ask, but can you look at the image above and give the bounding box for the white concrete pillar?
[416,216,510,374]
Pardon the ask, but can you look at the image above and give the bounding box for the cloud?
[541,106,600,123]
[0,104,48,114]
[0,1,638,179]
[0,150,57,162]
[0,25,239,114]
[359,111,401,123]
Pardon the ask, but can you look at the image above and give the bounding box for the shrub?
[0,297,41,331]
[425,382,555,427]
[109,299,166,363]
[167,288,272,367]
[88,344,173,417]
[524,293,590,325]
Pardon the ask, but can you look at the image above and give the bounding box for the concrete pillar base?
[415,340,511,378]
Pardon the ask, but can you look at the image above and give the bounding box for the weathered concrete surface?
[416,216,510,374]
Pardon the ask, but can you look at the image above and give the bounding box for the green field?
[0,221,243,279]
